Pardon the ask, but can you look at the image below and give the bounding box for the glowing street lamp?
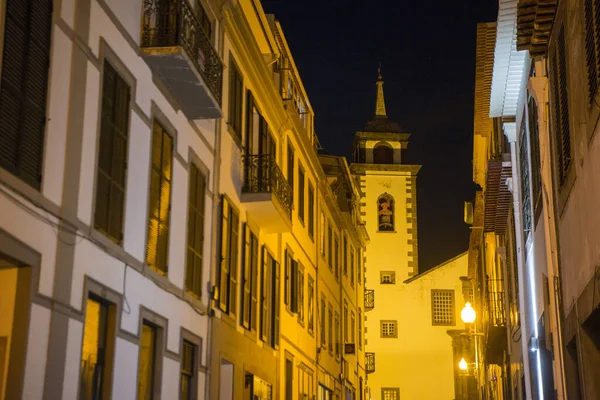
[459,357,468,371]
[461,302,476,324]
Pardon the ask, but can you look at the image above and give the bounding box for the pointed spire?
[375,64,387,117]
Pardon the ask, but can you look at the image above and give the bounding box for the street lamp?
[461,302,476,324]
[459,357,468,371]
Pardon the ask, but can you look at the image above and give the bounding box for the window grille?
[584,0,600,103]
[380,320,397,338]
[382,388,400,400]
[380,271,396,284]
[431,290,455,326]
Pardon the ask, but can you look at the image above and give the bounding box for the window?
[308,184,315,238]
[373,143,393,164]
[146,121,173,274]
[298,265,305,324]
[298,365,314,399]
[350,248,355,287]
[351,311,355,344]
[80,296,115,400]
[0,0,52,189]
[241,224,259,330]
[334,236,339,280]
[431,289,456,326]
[380,271,396,284]
[357,249,362,285]
[298,167,305,223]
[285,358,293,400]
[194,0,212,39]
[550,27,572,187]
[94,61,131,243]
[245,373,273,400]
[137,322,159,399]
[343,301,349,342]
[320,297,326,347]
[334,313,340,358]
[308,277,315,335]
[328,305,333,354]
[260,247,280,347]
[284,251,299,313]
[519,118,532,234]
[343,237,348,276]
[377,193,394,231]
[287,143,295,202]
[358,309,362,349]
[218,197,239,314]
[327,225,333,269]
[528,89,542,222]
[380,320,398,338]
[382,388,400,400]
[584,0,600,104]
[228,56,243,139]
[186,164,206,297]
[180,340,197,400]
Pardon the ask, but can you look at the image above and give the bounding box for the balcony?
[364,289,374,311]
[241,154,292,233]
[140,0,223,119]
[365,352,375,374]
[486,278,508,365]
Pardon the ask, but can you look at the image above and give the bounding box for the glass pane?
[80,299,102,400]
[146,217,159,268]
[149,170,161,218]
[159,180,171,221]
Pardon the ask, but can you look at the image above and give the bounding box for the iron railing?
[487,278,506,327]
[242,154,292,218]
[141,0,223,104]
[364,289,374,311]
[365,352,375,374]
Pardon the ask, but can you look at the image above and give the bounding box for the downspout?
[205,1,231,398]
[503,122,534,400]
[528,72,567,400]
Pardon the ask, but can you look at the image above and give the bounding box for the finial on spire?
[375,64,387,117]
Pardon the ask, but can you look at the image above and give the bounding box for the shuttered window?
[185,164,206,297]
[308,184,315,238]
[228,56,243,139]
[528,95,542,222]
[550,28,572,187]
[259,246,279,347]
[584,0,600,103]
[146,122,172,275]
[95,61,130,243]
[240,223,258,330]
[298,166,305,222]
[519,119,531,234]
[180,341,196,400]
[218,196,239,314]
[272,254,280,347]
[0,0,52,189]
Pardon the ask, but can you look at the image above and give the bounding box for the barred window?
[380,271,396,284]
[186,164,206,297]
[382,388,400,400]
[380,320,397,338]
[94,61,130,243]
[0,0,52,189]
[431,289,455,326]
[146,121,173,274]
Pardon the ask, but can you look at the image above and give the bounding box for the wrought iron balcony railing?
[242,154,292,218]
[141,0,223,105]
[364,289,374,311]
[365,352,375,374]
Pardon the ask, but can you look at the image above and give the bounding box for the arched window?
[377,193,394,231]
[373,142,393,164]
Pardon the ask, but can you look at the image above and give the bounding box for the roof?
[403,251,468,284]
[363,116,405,134]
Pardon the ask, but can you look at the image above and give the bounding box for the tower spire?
[375,65,387,117]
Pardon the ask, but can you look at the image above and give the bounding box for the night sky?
[262,0,498,271]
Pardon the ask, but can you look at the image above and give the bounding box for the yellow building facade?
[351,73,469,400]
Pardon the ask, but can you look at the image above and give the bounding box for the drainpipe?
[503,121,534,400]
[528,72,567,400]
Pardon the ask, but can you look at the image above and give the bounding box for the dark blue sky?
[262,0,498,271]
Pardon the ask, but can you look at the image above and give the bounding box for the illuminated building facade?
[351,72,469,400]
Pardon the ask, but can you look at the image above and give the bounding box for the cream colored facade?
[351,74,469,400]
[209,1,368,399]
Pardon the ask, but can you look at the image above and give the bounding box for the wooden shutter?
[228,208,239,316]
[0,0,52,189]
[260,246,269,342]
[241,223,251,329]
[272,258,280,347]
[219,197,230,312]
[584,0,600,102]
[290,260,298,313]
[250,234,259,330]
[284,250,290,307]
